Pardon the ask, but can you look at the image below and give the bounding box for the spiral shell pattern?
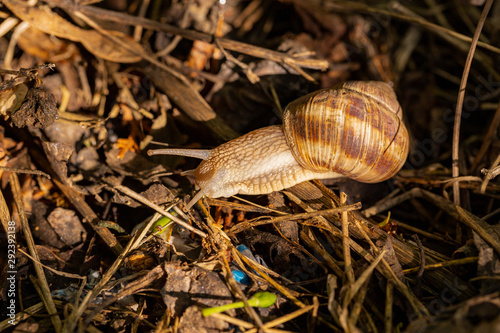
[283,81,409,183]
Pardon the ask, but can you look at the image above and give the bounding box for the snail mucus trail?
[148,81,410,210]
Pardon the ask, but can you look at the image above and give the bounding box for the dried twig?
[0,166,51,179]
[103,178,207,238]
[452,0,494,205]
[229,203,361,234]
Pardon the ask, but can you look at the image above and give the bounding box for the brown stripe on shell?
[283,82,409,183]
[340,81,403,119]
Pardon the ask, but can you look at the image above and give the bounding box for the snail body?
[149,81,409,210]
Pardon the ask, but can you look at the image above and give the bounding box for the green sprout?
[151,214,175,235]
[201,292,277,317]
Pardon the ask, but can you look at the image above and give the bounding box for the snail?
[148,81,410,210]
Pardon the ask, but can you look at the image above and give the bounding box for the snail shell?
[283,81,408,183]
[148,81,409,209]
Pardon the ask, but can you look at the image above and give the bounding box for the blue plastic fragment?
[236,244,257,261]
[232,269,250,284]
[237,244,268,268]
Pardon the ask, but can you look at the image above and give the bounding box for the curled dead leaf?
[17,26,80,62]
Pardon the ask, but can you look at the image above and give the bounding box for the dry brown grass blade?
[210,313,297,333]
[480,154,500,193]
[209,313,254,329]
[195,200,265,328]
[291,181,475,299]
[0,184,11,234]
[334,249,387,332]
[300,229,344,276]
[238,252,305,308]
[348,216,429,317]
[0,300,64,331]
[103,178,207,238]
[362,186,500,257]
[403,256,479,274]
[16,248,86,280]
[229,203,361,234]
[341,192,355,284]
[81,265,165,328]
[343,249,387,308]
[452,0,494,205]
[10,173,62,332]
[258,305,316,332]
[384,281,394,333]
[455,205,500,256]
[62,214,159,332]
[0,166,50,179]
[220,254,265,329]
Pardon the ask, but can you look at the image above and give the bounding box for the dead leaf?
[42,140,88,194]
[162,262,232,317]
[178,306,229,333]
[17,26,80,62]
[11,86,59,128]
[0,83,28,116]
[44,207,87,246]
[4,0,142,63]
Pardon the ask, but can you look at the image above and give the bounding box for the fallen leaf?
[4,0,142,63]
[46,207,87,246]
[0,83,28,117]
[17,26,80,62]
